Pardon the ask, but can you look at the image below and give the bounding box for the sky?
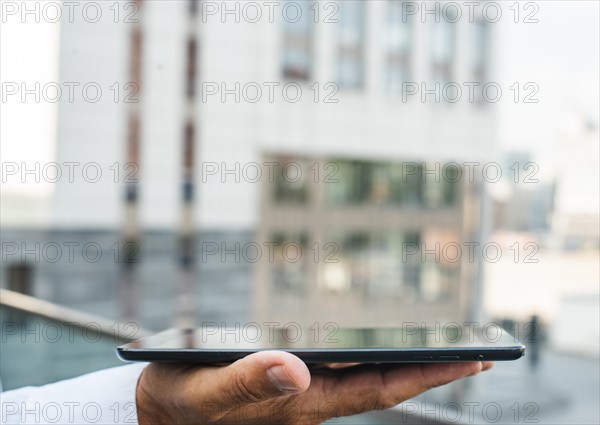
[496,1,599,163]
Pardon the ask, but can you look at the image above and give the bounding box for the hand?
[136,351,493,424]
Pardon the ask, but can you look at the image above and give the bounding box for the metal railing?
[0,288,150,342]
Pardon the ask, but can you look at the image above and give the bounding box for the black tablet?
[117,324,525,363]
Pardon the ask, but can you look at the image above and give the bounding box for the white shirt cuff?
[1,363,148,425]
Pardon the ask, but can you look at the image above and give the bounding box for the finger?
[482,361,495,371]
[384,362,483,403]
[316,361,484,417]
[185,350,311,419]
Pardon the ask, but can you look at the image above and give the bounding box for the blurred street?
[342,350,599,424]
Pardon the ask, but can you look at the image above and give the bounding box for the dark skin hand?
[136,351,493,425]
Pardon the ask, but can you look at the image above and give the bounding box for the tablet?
[117,324,525,363]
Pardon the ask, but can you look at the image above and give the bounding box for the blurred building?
[257,1,498,326]
[491,151,555,234]
[43,1,499,327]
[551,120,600,250]
[256,155,485,326]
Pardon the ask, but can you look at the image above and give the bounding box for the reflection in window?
[326,161,373,204]
[430,10,456,85]
[326,160,461,208]
[272,159,309,204]
[389,163,422,206]
[338,1,365,88]
[442,164,460,205]
[371,165,392,204]
[320,233,404,298]
[270,233,308,294]
[402,232,421,301]
[386,1,412,95]
[472,20,488,82]
[472,20,488,105]
[421,163,461,208]
[423,176,444,209]
[319,231,457,302]
[365,234,405,298]
[282,0,313,80]
[266,158,462,208]
[420,229,460,301]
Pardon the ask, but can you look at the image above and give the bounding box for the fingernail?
[267,365,301,393]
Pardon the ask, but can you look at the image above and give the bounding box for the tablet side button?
[413,356,433,360]
[438,356,461,360]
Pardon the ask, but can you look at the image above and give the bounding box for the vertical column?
[366,0,384,96]
[308,156,327,324]
[121,0,144,322]
[176,0,200,328]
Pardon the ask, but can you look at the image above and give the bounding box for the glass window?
[325,160,460,208]
[272,158,309,204]
[423,177,444,208]
[319,232,369,293]
[326,161,355,205]
[419,229,460,301]
[282,0,313,80]
[326,160,373,205]
[370,164,392,204]
[365,233,405,298]
[420,163,462,208]
[472,20,488,105]
[430,10,456,85]
[472,20,488,81]
[386,1,412,95]
[338,1,365,88]
[443,164,461,205]
[270,232,308,294]
[321,232,407,298]
[402,231,421,301]
[389,162,422,206]
[319,231,459,302]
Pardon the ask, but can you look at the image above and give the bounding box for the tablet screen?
[126,324,521,351]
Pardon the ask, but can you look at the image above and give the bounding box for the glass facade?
[278,1,489,103]
[269,232,308,295]
[472,20,488,81]
[271,159,461,207]
[430,9,456,85]
[325,231,458,302]
[472,19,489,105]
[337,1,365,88]
[325,160,460,208]
[281,0,313,80]
[386,1,413,95]
[272,158,310,204]
[267,157,465,303]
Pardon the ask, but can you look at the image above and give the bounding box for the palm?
[217,362,486,424]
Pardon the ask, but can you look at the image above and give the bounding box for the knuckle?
[377,394,400,410]
[351,389,391,414]
[228,372,265,405]
[277,400,318,425]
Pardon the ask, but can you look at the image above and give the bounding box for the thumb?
[202,350,311,412]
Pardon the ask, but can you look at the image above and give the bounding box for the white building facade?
[53,0,498,229]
